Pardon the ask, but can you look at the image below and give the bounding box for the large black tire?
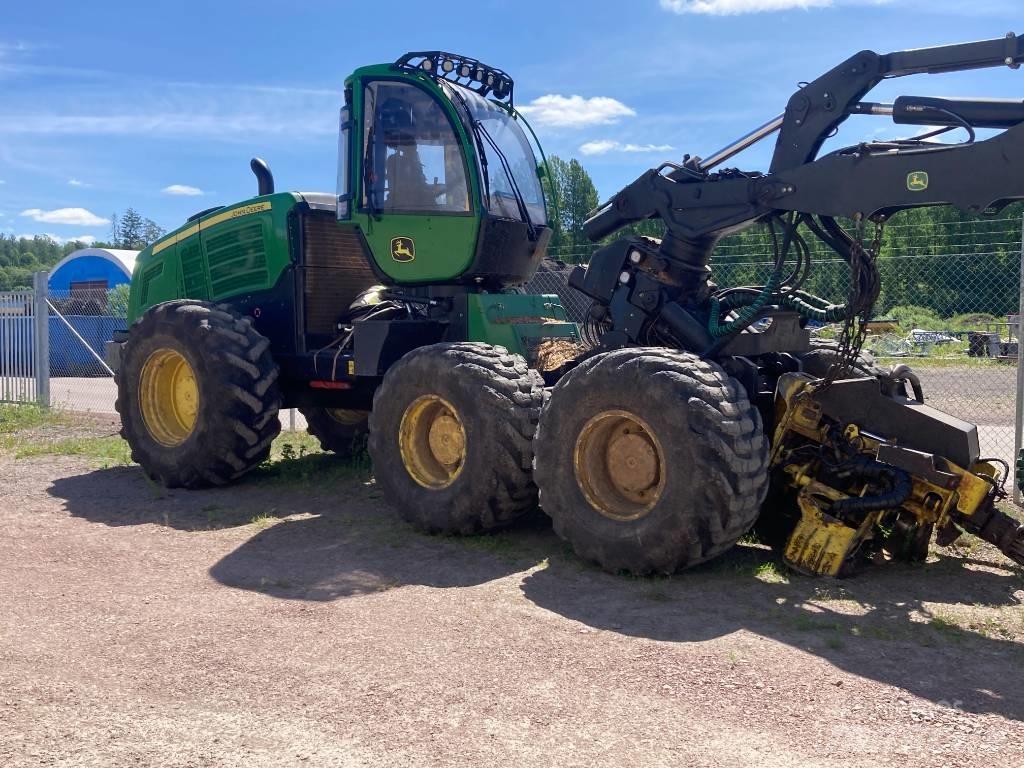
[367,342,545,534]
[300,407,369,458]
[800,339,889,380]
[534,347,770,574]
[116,300,282,488]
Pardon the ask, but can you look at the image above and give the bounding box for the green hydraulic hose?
[707,276,781,338]
[714,288,849,325]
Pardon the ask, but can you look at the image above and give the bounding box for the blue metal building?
[47,248,139,293]
[46,248,138,376]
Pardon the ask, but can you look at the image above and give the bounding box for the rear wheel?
[367,342,544,534]
[301,407,368,459]
[800,339,889,380]
[116,300,281,488]
[534,347,770,574]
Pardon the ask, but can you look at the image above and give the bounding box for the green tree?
[142,218,166,246]
[544,155,600,263]
[117,207,146,249]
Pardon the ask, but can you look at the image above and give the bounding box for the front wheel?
[367,342,545,534]
[534,347,769,574]
[116,300,282,488]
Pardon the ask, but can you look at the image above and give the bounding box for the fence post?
[1015,218,1024,504]
[32,271,50,408]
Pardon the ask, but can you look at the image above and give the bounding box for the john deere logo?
[907,171,929,192]
[390,236,415,262]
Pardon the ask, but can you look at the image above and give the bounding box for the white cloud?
[67,178,89,187]
[17,233,97,245]
[19,207,109,226]
[580,140,675,156]
[518,95,635,129]
[662,0,830,12]
[161,184,204,196]
[660,0,902,12]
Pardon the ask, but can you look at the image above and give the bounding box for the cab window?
[362,81,470,214]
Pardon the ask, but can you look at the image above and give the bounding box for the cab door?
[353,78,480,284]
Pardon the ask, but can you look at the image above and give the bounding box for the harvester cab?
[342,52,550,285]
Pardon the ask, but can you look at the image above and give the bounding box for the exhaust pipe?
[250,157,275,196]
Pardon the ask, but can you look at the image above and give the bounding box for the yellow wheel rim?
[327,408,367,426]
[574,409,666,521]
[399,394,466,489]
[139,348,199,447]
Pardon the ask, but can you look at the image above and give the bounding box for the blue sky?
[1,0,1021,244]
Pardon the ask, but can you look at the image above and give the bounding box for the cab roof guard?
[393,51,514,106]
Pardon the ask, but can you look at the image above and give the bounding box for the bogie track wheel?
[301,407,369,459]
[534,347,769,574]
[368,342,545,534]
[116,300,282,488]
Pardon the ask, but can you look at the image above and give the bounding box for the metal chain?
[823,217,885,387]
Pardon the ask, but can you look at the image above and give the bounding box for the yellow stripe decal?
[151,235,175,256]
[203,201,272,228]
[149,201,272,256]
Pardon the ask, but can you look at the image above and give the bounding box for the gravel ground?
[1,418,1023,767]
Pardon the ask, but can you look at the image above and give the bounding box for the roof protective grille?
[393,51,514,106]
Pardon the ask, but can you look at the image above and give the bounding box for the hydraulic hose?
[831,457,912,517]
[889,364,925,402]
[707,274,781,338]
[714,288,849,324]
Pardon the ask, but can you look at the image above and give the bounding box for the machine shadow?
[522,545,1024,720]
[207,511,554,601]
[47,458,550,600]
[46,454,376,532]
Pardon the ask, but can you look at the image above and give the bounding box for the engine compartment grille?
[302,212,377,337]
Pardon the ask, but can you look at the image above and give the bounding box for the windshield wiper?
[363,124,380,218]
[447,86,492,209]
[475,121,536,239]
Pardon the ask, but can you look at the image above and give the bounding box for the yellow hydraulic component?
[782,468,884,577]
[138,347,199,447]
[573,409,666,521]
[771,373,1002,576]
[399,394,467,489]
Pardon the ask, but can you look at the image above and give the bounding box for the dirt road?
[1,420,1023,767]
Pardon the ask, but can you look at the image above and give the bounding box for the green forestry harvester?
[110,41,1024,577]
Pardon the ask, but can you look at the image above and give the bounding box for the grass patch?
[929,613,965,642]
[250,512,277,530]
[453,529,533,562]
[14,435,132,465]
[754,560,790,584]
[793,615,842,633]
[254,432,371,485]
[0,403,66,434]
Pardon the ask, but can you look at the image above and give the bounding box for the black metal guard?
[393,51,514,106]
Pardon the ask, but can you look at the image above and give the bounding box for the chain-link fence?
[28,215,1024,484]
[41,286,122,413]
